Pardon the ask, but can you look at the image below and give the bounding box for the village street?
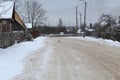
[12,37,120,80]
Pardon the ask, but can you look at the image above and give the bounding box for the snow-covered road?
[1,37,120,80]
[11,37,120,80]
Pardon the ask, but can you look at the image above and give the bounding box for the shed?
[0,1,27,48]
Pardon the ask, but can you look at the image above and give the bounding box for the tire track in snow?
[57,49,62,80]
[11,42,53,80]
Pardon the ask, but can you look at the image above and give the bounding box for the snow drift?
[0,37,46,80]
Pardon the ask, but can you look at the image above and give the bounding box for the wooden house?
[0,1,27,48]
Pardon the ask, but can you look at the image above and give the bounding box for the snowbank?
[70,37,120,46]
[0,37,47,80]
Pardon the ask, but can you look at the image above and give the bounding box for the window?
[2,20,6,25]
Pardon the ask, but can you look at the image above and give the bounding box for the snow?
[112,24,120,28]
[77,29,82,33]
[100,21,107,26]
[87,29,94,32]
[25,23,32,29]
[0,36,120,80]
[35,46,53,79]
[70,36,120,46]
[0,1,14,19]
[0,37,47,80]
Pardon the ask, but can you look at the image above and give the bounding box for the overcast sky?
[40,0,120,26]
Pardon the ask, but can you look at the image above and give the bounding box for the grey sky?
[41,0,120,26]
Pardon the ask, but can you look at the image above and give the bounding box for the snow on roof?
[0,1,14,19]
[25,23,32,29]
[77,29,82,33]
[87,29,94,32]
[100,21,107,26]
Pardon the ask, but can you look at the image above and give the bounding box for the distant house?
[0,1,27,48]
[25,23,33,40]
[86,28,95,36]
[65,26,76,34]
[25,23,39,38]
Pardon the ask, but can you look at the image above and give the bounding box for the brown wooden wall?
[0,19,13,32]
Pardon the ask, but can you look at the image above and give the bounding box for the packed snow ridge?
[71,36,120,46]
[0,37,47,80]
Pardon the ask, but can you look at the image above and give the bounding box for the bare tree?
[57,18,63,27]
[99,14,116,26]
[22,0,46,27]
[94,14,117,39]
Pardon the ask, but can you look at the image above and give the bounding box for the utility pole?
[80,13,82,29]
[83,1,87,38]
[76,6,78,32]
[79,0,87,38]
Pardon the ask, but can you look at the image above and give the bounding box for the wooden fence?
[0,31,33,48]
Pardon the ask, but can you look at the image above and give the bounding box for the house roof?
[87,29,94,32]
[0,1,26,30]
[77,29,82,33]
[0,1,14,19]
[14,11,26,29]
[100,21,107,26]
